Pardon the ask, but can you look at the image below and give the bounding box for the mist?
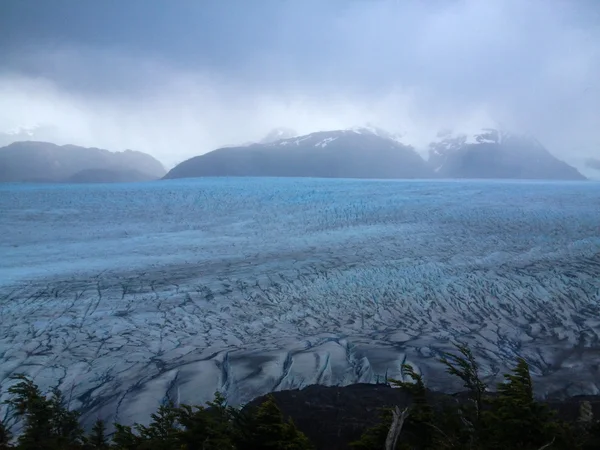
[1,0,598,168]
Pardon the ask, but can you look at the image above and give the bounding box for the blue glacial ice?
[0,178,599,426]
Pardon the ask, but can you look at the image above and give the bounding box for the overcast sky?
[1,0,599,167]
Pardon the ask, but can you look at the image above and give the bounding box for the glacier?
[0,178,599,427]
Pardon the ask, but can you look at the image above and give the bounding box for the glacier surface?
[0,178,599,426]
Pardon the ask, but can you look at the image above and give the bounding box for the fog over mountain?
[165,127,432,180]
[586,158,600,171]
[427,129,586,180]
[0,141,165,183]
[1,0,599,169]
[164,126,584,180]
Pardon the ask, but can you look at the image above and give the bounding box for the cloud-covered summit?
[1,0,598,168]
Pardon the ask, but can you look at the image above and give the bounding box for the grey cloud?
[0,0,598,167]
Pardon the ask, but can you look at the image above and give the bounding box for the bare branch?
[537,436,555,450]
[385,406,409,450]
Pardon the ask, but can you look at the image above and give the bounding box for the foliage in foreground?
[1,345,599,449]
[352,344,600,450]
[0,381,312,450]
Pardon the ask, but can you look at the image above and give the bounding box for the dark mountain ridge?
[164,128,433,180]
[165,127,585,181]
[0,141,166,183]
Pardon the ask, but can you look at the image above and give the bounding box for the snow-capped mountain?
[428,128,585,180]
[0,125,60,147]
[165,128,432,179]
[346,125,405,144]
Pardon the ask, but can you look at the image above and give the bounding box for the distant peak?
[259,127,298,144]
[346,125,406,144]
[431,128,544,148]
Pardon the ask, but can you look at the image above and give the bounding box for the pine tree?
[390,364,434,449]
[483,357,558,449]
[47,387,84,448]
[87,419,109,449]
[0,418,12,449]
[176,392,236,449]
[111,423,142,450]
[4,375,84,449]
[238,396,313,450]
[134,401,180,449]
[5,374,55,450]
[439,343,487,422]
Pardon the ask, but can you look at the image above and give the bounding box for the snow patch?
[292,136,311,146]
[315,137,338,148]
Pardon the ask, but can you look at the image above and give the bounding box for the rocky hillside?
[428,129,585,180]
[0,141,166,183]
[64,168,159,183]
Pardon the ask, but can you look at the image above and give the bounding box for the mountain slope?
[0,141,166,183]
[165,129,432,179]
[64,168,160,183]
[428,129,585,180]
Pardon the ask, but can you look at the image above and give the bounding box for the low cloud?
[0,0,598,168]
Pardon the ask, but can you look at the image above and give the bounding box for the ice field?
[1,178,599,426]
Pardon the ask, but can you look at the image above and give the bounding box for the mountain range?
[164,127,431,180]
[0,127,587,183]
[428,129,585,180]
[164,127,586,181]
[0,141,165,183]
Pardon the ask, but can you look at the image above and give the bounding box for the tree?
[176,392,236,449]
[238,396,313,450]
[390,364,435,448]
[47,387,84,448]
[86,419,109,449]
[0,419,12,449]
[5,375,84,450]
[482,358,560,449]
[134,402,180,450]
[440,343,487,423]
[350,407,395,450]
[111,423,142,450]
[5,374,56,450]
